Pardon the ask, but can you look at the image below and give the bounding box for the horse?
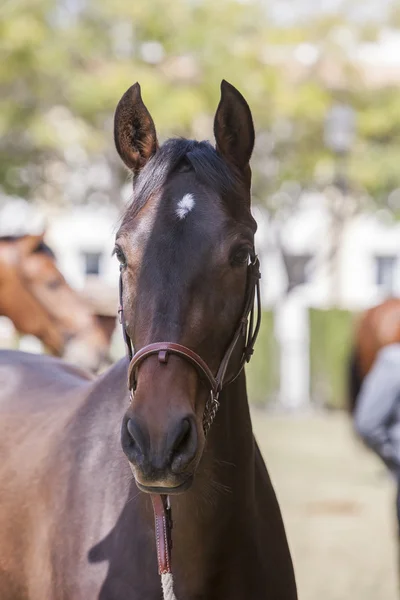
[348,297,400,413]
[0,81,297,599]
[0,233,111,372]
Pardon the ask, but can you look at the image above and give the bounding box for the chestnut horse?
[0,234,111,372]
[348,297,400,413]
[0,81,297,599]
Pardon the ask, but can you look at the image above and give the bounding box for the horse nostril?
[126,418,136,442]
[170,418,197,474]
[126,418,147,452]
[122,417,146,463]
[172,419,190,455]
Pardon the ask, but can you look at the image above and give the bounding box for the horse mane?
[120,138,240,230]
[0,235,55,258]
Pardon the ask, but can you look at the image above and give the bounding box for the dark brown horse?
[0,233,111,372]
[0,81,297,599]
[348,297,400,413]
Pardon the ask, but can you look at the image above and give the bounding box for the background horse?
[0,81,297,599]
[348,297,400,413]
[0,233,111,372]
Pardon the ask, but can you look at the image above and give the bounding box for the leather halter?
[118,253,261,577]
[119,255,261,427]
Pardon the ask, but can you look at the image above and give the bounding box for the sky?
[268,0,395,26]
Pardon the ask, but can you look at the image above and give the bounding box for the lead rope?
[161,574,177,600]
[150,398,219,600]
[151,494,177,600]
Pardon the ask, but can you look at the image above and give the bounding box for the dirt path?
[253,411,398,600]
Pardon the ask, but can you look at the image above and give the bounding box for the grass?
[252,410,398,600]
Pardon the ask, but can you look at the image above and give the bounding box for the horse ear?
[18,233,45,256]
[214,80,255,175]
[114,83,159,173]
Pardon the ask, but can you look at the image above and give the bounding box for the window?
[82,251,102,276]
[375,255,397,292]
[284,254,313,289]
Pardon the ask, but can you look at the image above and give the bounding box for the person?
[354,343,400,529]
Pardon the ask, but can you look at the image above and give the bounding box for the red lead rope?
[151,494,173,575]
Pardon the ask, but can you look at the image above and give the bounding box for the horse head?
[0,234,111,373]
[116,81,257,493]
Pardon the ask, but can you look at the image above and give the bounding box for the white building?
[257,193,400,408]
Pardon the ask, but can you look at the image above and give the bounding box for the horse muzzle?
[121,412,199,494]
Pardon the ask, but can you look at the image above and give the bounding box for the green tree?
[1,0,400,213]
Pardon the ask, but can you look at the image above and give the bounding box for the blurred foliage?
[245,309,279,407]
[309,308,356,409]
[1,0,400,209]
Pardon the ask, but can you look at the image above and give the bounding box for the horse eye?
[231,247,250,267]
[47,279,62,290]
[114,246,126,266]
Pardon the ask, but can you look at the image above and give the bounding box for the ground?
[252,411,398,600]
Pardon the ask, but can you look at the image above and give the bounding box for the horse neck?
[202,370,255,485]
[170,371,256,565]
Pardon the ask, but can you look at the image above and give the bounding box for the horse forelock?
[115,135,258,350]
[119,138,241,233]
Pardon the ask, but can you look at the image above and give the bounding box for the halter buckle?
[244,347,254,362]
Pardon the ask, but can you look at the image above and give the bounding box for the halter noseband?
[118,254,261,433]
